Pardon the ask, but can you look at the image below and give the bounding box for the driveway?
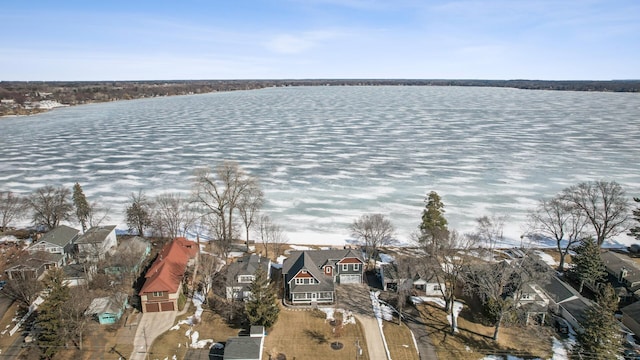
[403,304,438,360]
[129,311,178,360]
[336,284,387,360]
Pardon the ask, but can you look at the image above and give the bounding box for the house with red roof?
[139,237,198,312]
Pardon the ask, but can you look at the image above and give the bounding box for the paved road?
[336,284,387,360]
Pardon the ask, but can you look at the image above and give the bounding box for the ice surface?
[1,86,639,247]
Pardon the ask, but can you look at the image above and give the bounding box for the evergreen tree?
[570,237,606,293]
[629,197,640,241]
[72,182,91,232]
[419,191,449,246]
[244,267,279,328]
[571,284,622,360]
[36,268,70,359]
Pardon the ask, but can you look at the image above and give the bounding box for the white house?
[75,225,117,262]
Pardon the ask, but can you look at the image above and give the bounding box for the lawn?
[382,320,419,360]
[418,298,554,359]
[147,307,241,359]
[264,307,370,359]
[0,301,23,351]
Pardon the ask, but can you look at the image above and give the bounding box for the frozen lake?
[1,86,639,246]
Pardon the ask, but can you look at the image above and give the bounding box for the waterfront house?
[75,225,117,262]
[139,237,197,312]
[27,225,80,265]
[282,249,364,305]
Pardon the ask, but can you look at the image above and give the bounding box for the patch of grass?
[417,298,554,360]
[264,306,370,359]
[382,320,419,360]
[148,308,241,359]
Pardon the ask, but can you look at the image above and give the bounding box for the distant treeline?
[1,79,639,116]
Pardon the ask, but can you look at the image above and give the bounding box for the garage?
[340,274,361,284]
[160,302,175,311]
[145,303,159,312]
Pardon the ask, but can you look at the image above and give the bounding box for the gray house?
[282,249,364,305]
[601,251,640,298]
[540,276,592,333]
[28,225,80,265]
[223,326,265,360]
[75,225,117,262]
[225,254,271,300]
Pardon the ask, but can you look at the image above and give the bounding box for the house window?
[521,293,532,300]
[152,291,163,297]
[433,284,441,291]
[342,264,348,271]
[295,278,304,285]
[354,263,360,271]
[325,267,332,274]
[239,275,254,283]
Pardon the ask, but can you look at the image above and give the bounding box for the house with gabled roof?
[139,237,197,312]
[282,249,364,305]
[601,251,640,299]
[4,256,59,280]
[75,225,117,262]
[226,254,271,301]
[540,276,592,333]
[28,225,80,265]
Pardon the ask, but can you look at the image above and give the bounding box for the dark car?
[553,316,569,335]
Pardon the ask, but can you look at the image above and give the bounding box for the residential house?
[621,301,640,340]
[75,225,117,262]
[226,254,271,300]
[104,236,151,276]
[4,256,59,280]
[601,251,640,300]
[139,237,197,313]
[540,276,592,333]
[61,263,93,287]
[223,326,265,360]
[27,225,80,266]
[282,249,364,305]
[86,292,128,325]
[379,262,444,296]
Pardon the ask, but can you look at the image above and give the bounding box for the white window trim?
[152,291,163,297]
[342,264,348,271]
[354,263,360,271]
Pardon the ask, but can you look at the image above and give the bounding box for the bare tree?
[206,214,232,259]
[125,190,153,236]
[0,277,43,308]
[528,194,590,271]
[60,286,92,350]
[349,213,395,266]
[561,180,630,246]
[154,192,196,239]
[463,251,550,341]
[258,215,289,258]
[87,200,110,228]
[474,214,508,254]
[193,161,258,252]
[26,185,73,230]
[237,183,264,252]
[419,230,479,333]
[199,253,221,296]
[0,191,28,231]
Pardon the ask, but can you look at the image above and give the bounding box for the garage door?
[145,303,159,312]
[160,302,175,311]
[340,274,361,284]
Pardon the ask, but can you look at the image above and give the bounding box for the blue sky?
[1,0,638,81]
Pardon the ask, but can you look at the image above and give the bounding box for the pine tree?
[244,267,279,328]
[571,284,622,360]
[419,191,449,246]
[570,237,606,293]
[629,197,640,241]
[72,182,91,232]
[36,268,70,359]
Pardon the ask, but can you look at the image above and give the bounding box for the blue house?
[86,293,128,325]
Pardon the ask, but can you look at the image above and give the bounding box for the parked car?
[553,316,569,335]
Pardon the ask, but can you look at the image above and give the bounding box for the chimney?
[620,267,628,282]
